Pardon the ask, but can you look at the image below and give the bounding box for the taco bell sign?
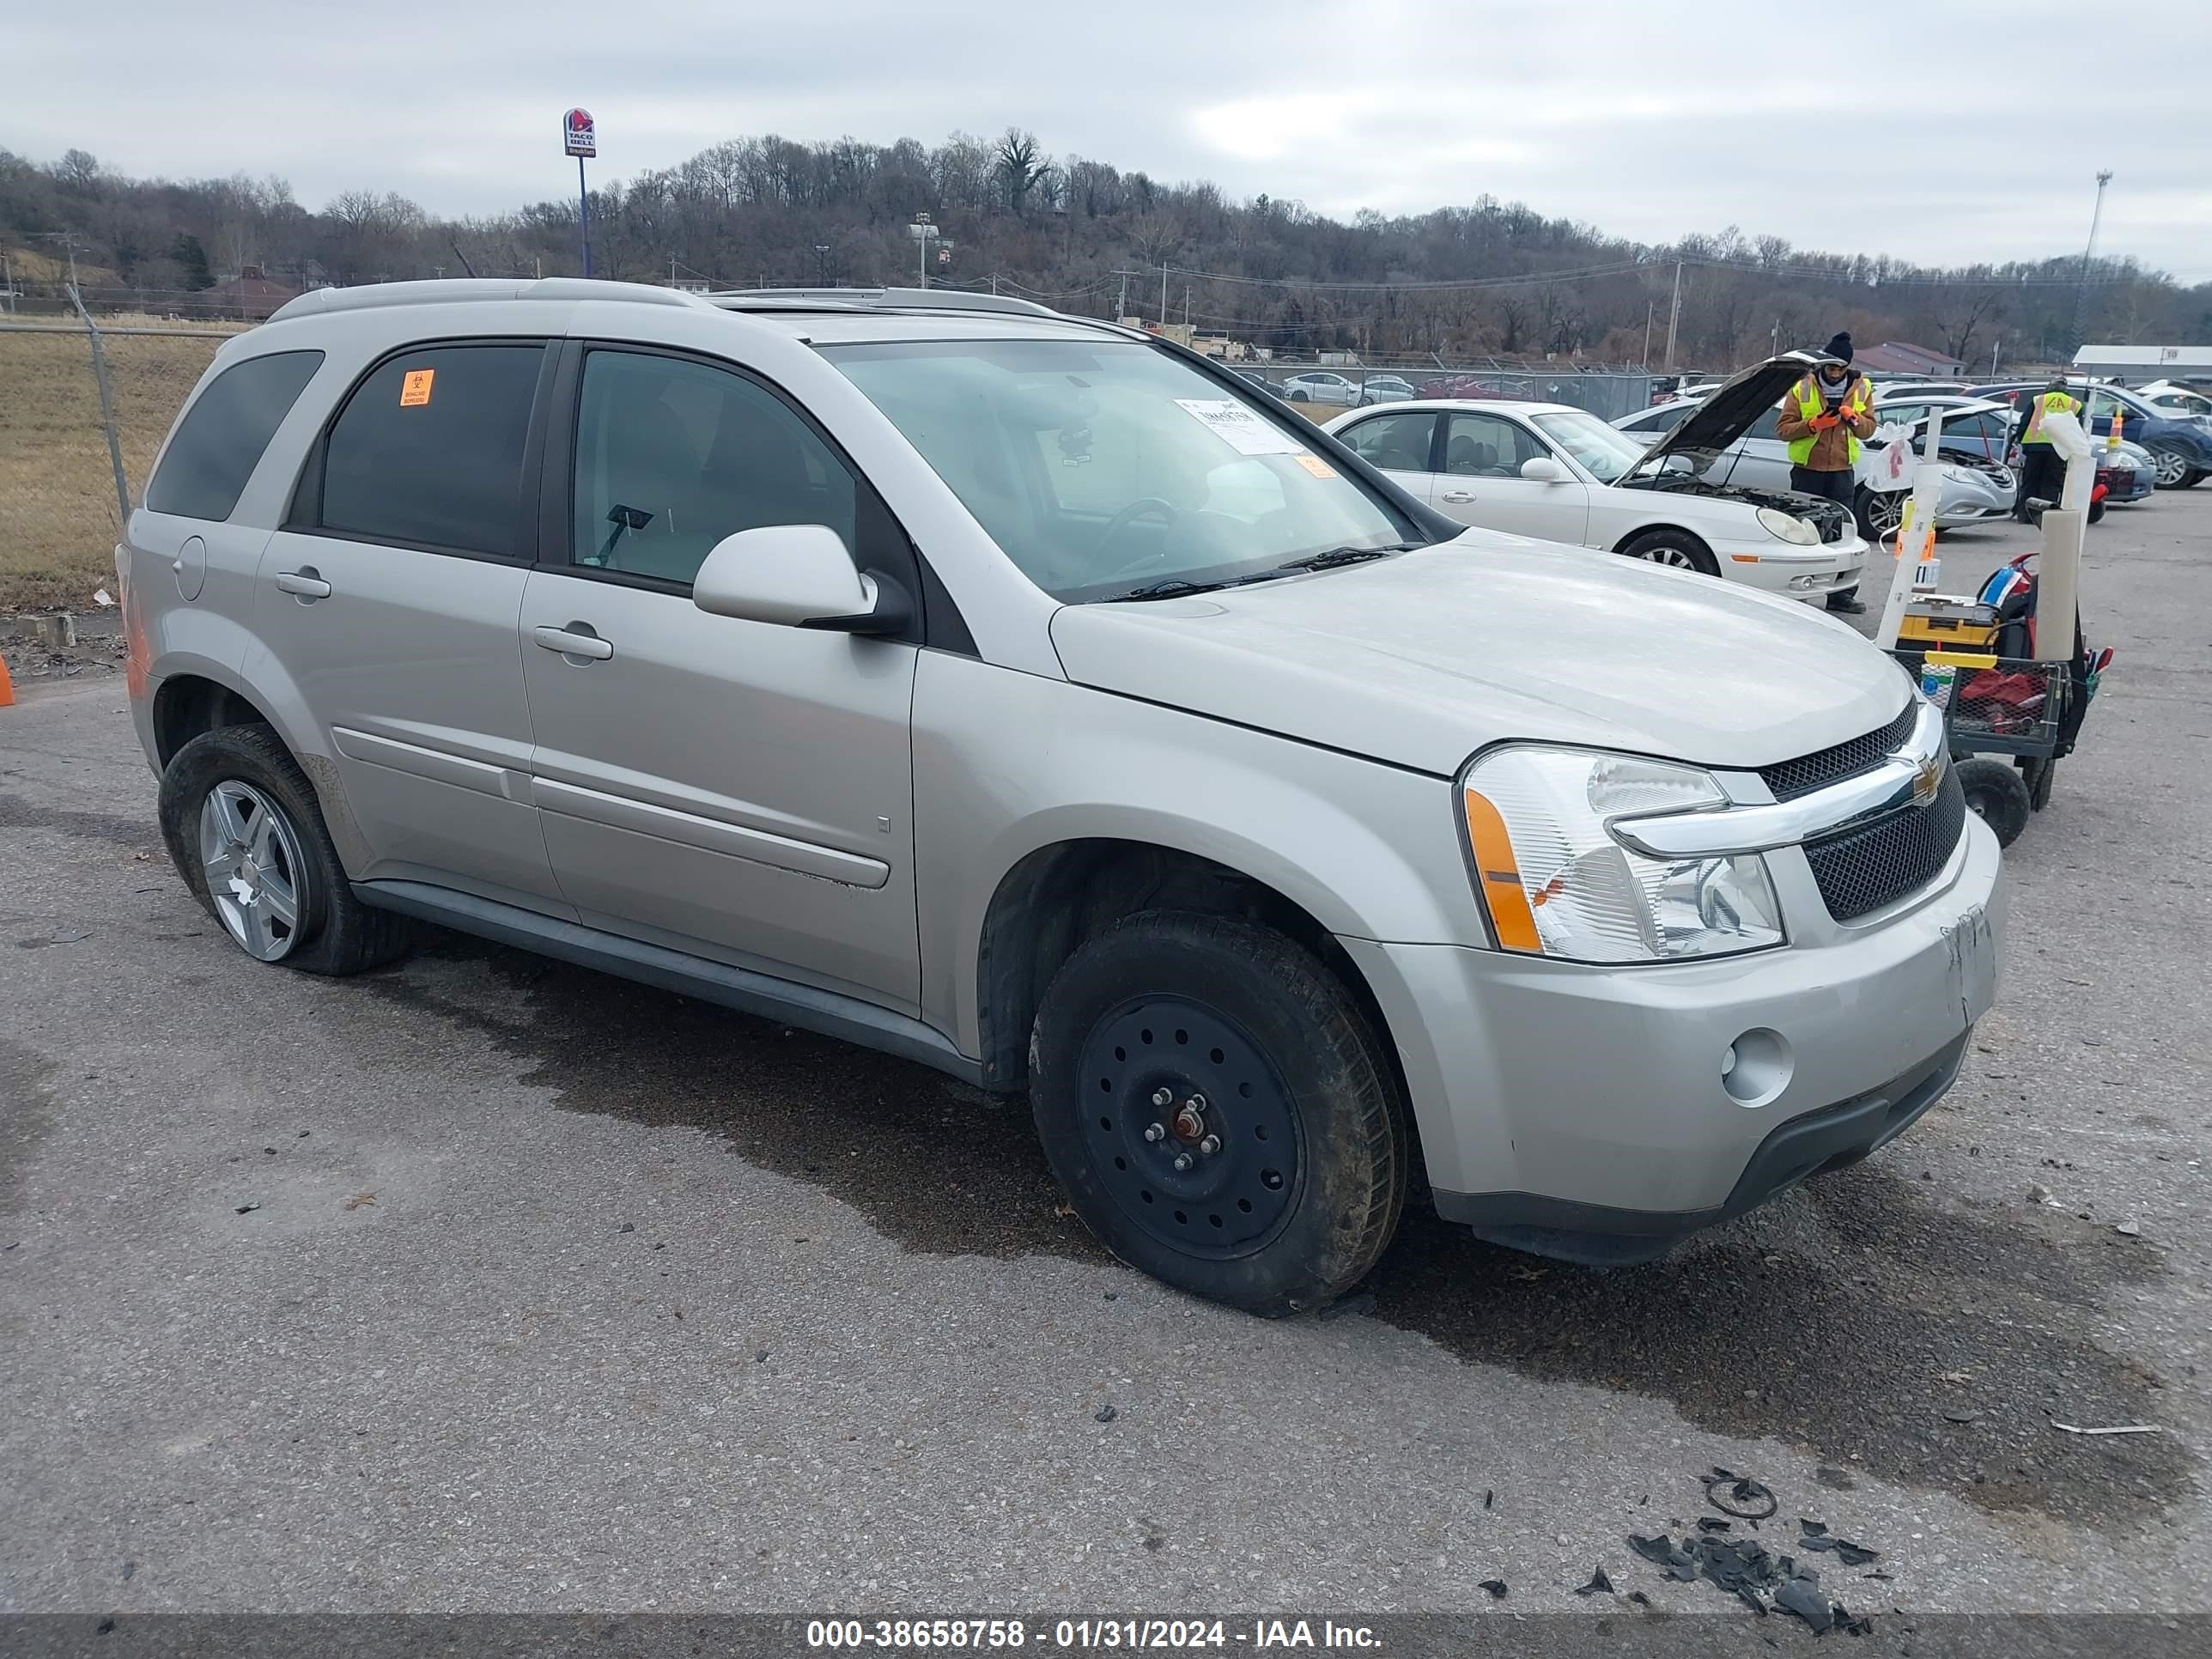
[563,108,597,159]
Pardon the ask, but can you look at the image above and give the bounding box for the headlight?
[1461,747,1785,963]
[1755,507,1820,545]
[1942,465,1975,483]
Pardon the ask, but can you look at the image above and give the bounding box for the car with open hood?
[1326,355,1868,603]
[119,281,2002,1315]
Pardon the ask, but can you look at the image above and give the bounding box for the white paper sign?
[1176,398,1309,456]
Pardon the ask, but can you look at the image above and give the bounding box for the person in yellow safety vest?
[1775,332,1877,612]
[2011,376,2081,521]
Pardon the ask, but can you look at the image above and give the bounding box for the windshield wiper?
[1276,544,1411,572]
[1108,575,1262,602]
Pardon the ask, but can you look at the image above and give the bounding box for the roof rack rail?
[708,286,1058,319]
[267,277,710,324]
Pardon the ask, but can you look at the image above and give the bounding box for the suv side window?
[570,348,858,586]
[1747,405,1784,441]
[316,343,545,557]
[145,349,324,521]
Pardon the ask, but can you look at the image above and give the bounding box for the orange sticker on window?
[1292,453,1337,478]
[398,368,435,407]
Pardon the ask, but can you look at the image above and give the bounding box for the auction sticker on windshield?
[1176,398,1309,456]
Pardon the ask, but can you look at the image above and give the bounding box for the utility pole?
[1160,264,1169,327]
[1116,269,1129,320]
[814,244,831,286]
[1642,301,1653,368]
[1182,283,1190,328]
[1663,259,1684,374]
[2070,170,2113,357]
[909,214,938,290]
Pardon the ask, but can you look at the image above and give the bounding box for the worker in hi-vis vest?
[1775,331,1877,613]
[2011,376,2081,521]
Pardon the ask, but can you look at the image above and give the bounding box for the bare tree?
[994,128,1054,218]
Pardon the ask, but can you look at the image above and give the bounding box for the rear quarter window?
[315,343,545,556]
[144,349,325,521]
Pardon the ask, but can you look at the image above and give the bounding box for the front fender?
[912,653,1483,1055]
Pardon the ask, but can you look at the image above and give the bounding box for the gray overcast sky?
[6,0,2209,280]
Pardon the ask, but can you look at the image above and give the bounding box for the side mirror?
[1520,455,1568,483]
[690,524,908,635]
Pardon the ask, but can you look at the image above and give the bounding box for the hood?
[1048,534,1911,777]
[1634,350,1838,471]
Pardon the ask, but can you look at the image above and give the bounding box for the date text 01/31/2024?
[805,1620,1382,1650]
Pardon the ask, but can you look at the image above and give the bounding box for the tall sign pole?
[563,108,598,277]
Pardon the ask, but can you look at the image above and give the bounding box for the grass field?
[0,322,237,610]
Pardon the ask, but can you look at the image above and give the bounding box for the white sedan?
[1326,365,1867,603]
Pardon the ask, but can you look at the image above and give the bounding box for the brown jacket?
[1776,372,1877,471]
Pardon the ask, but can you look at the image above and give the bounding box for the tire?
[2148,443,2192,489]
[1955,757,2031,848]
[158,724,410,975]
[1288,389,1310,404]
[1856,486,1905,542]
[2021,755,2057,811]
[2183,469,2206,489]
[1029,912,1408,1316]
[1619,528,1720,578]
[2088,496,2106,526]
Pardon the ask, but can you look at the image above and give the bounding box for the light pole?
[2070,170,2113,357]
[813,243,832,286]
[908,214,939,290]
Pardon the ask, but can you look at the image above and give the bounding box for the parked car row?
[1329,352,1868,604]
[120,281,2002,1315]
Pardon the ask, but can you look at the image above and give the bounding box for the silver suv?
[120,279,2004,1313]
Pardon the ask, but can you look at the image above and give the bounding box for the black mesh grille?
[1759,702,1917,802]
[1804,768,1967,922]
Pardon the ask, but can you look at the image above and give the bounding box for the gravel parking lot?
[2,495,2207,1624]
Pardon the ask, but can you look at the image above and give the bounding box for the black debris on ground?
[1478,1580,1507,1599]
[1626,1526,1878,1636]
[1576,1568,1613,1597]
[1703,1467,1779,1520]
[1483,1489,1494,1510]
[1093,1404,1117,1424]
[1697,1516,1734,1533]
[1774,1575,1833,1633]
[618,1223,635,1233]
[1628,1591,1652,1608]
[1799,1517,1882,1567]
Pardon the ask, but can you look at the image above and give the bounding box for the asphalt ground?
[2,493,2207,1629]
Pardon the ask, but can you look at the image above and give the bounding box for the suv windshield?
[1530,408,1649,483]
[825,338,1413,601]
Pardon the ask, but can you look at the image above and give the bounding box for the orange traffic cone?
[0,650,15,707]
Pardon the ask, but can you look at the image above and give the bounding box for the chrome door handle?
[273,568,331,600]
[532,623,614,661]
[1440,490,1477,504]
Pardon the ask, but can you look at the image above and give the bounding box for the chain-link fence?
[0,316,234,611]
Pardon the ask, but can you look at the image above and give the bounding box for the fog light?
[1789,574,1818,591]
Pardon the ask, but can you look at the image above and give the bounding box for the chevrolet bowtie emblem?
[1912,754,1943,805]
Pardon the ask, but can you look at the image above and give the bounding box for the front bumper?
[1340,811,2004,1261]
[1717,532,1865,601]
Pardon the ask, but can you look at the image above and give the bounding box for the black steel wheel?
[1957,757,2031,848]
[1030,912,1407,1316]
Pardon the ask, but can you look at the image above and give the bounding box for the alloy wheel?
[197,779,308,962]
[1634,544,1701,570]
[2151,446,2189,487]
[1865,491,1906,537]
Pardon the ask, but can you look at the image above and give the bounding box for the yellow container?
[1898,596,2000,652]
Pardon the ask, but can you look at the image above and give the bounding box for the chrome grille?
[1803,768,1967,922]
[1759,703,1918,802]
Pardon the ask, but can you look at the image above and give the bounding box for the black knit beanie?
[1825,331,1854,364]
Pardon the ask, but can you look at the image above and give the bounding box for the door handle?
[532,623,614,661]
[1440,490,1477,504]
[273,568,331,600]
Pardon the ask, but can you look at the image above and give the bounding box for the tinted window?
[1443,413,1544,476]
[571,349,856,586]
[1340,411,1437,471]
[146,349,324,521]
[319,344,544,556]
